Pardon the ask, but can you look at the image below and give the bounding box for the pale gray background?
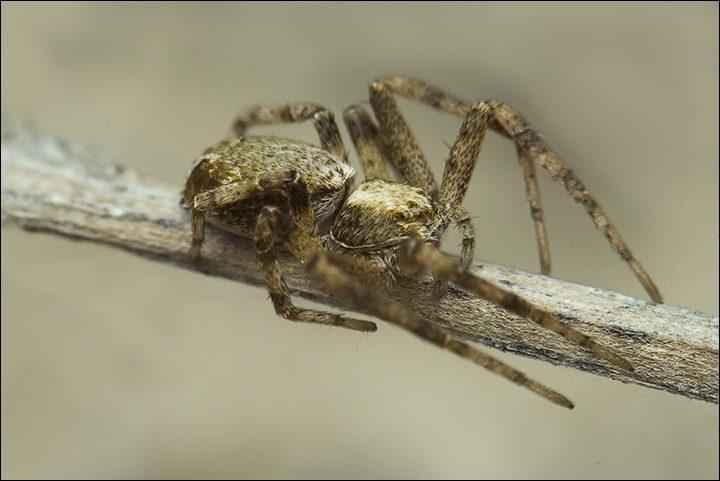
[2,2,718,479]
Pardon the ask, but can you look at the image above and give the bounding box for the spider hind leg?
[306,252,575,409]
[398,237,633,371]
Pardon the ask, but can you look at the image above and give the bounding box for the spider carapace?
[183,76,662,409]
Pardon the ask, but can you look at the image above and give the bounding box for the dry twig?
[2,117,717,404]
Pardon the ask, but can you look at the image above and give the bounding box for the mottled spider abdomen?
[184,135,355,235]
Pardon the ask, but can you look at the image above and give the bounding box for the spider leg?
[373,76,662,302]
[233,103,348,163]
[274,172,395,292]
[374,76,548,275]
[191,170,376,332]
[488,101,662,302]
[192,172,290,212]
[435,100,494,274]
[306,252,575,409]
[398,237,633,371]
[342,105,393,182]
[518,147,551,275]
[258,172,376,332]
[188,206,204,261]
[189,171,297,259]
[374,76,471,116]
[368,82,489,267]
[439,100,490,208]
[368,80,439,195]
[255,206,376,332]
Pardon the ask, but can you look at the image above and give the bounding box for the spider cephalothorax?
[332,180,441,249]
[184,76,661,408]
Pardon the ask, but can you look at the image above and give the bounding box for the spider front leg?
[488,101,662,302]
[397,237,633,371]
[365,80,439,195]
[368,82,493,268]
[342,105,392,182]
[192,171,376,333]
[517,147,551,274]
[233,103,349,162]
[371,76,545,271]
[437,99,494,270]
[306,252,575,409]
[373,76,662,303]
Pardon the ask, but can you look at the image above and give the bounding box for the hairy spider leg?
[306,252,575,409]
[342,105,392,182]
[233,103,349,163]
[373,76,662,303]
[193,170,376,332]
[398,236,633,371]
[367,81,439,195]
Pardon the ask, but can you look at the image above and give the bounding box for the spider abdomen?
[184,135,355,235]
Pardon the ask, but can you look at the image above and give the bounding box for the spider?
[183,76,662,409]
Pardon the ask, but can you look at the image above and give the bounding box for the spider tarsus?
[537,387,574,410]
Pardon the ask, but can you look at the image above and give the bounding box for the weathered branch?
[2,116,718,404]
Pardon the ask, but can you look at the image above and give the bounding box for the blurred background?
[1,2,717,478]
